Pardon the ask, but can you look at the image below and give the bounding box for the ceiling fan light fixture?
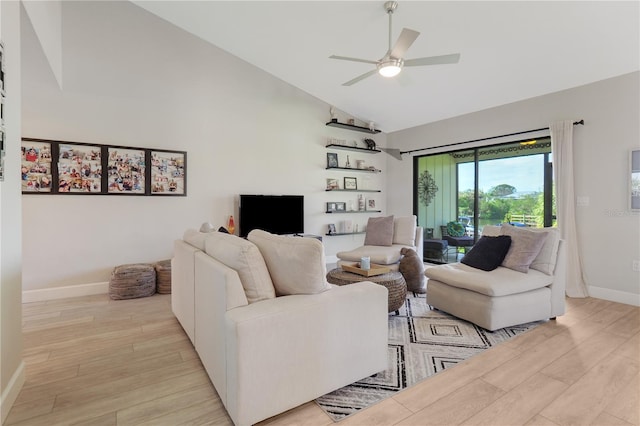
[378,59,403,77]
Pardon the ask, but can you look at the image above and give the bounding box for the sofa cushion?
[500,225,548,273]
[480,225,501,237]
[364,216,395,246]
[248,230,330,296]
[425,263,554,297]
[527,227,561,275]
[399,247,425,293]
[183,229,209,251]
[204,232,276,304]
[336,244,408,265]
[461,235,512,271]
[393,215,417,246]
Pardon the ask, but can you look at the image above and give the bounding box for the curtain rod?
[400,120,584,156]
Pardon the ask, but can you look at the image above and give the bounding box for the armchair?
[337,215,423,271]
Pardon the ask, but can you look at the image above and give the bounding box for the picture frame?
[631,149,640,211]
[367,198,376,210]
[21,137,187,196]
[327,152,338,168]
[0,41,5,97]
[57,143,103,193]
[344,176,357,190]
[326,178,339,190]
[335,202,346,212]
[107,147,145,194]
[21,140,53,192]
[327,223,337,235]
[326,202,337,213]
[150,150,186,195]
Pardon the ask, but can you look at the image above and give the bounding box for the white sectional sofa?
[425,225,566,331]
[172,229,388,426]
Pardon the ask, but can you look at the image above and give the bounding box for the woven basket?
[326,269,407,312]
[109,263,156,300]
[155,259,172,294]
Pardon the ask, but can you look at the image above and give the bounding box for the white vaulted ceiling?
[131,1,639,133]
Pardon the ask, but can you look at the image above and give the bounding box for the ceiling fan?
[329,1,460,86]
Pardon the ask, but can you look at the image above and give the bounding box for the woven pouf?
[326,268,407,312]
[109,263,156,300]
[155,259,172,294]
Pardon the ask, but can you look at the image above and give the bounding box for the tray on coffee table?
[342,262,390,277]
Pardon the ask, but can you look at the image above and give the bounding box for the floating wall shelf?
[325,232,366,236]
[326,120,381,134]
[326,210,382,214]
[326,166,381,173]
[325,189,381,193]
[326,144,381,154]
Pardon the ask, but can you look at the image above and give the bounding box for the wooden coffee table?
[326,268,407,312]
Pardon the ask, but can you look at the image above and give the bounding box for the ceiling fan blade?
[404,53,461,67]
[390,28,420,59]
[342,69,378,86]
[329,55,379,65]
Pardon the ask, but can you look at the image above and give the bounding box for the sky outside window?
[458,154,545,193]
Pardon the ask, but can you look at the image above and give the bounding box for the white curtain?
[550,121,589,297]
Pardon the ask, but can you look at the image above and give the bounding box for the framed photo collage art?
[21,138,187,196]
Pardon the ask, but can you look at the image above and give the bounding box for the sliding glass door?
[415,138,554,263]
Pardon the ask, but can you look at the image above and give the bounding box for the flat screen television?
[239,194,304,237]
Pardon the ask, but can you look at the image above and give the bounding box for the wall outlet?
[633,260,640,272]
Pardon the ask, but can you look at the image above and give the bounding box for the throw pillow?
[393,215,417,246]
[399,247,426,293]
[527,227,561,275]
[218,226,229,234]
[500,225,549,273]
[447,221,466,237]
[461,235,512,271]
[204,232,276,304]
[183,229,209,251]
[248,229,330,296]
[364,216,395,246]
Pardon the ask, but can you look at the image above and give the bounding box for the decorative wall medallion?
[418,170,438,206]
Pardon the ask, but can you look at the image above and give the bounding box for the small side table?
[326,268,407,312]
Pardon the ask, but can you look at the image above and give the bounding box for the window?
[414,137,554,263]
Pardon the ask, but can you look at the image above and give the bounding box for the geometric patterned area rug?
[315,292,542,421]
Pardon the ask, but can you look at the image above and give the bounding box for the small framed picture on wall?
[344,177,357,190]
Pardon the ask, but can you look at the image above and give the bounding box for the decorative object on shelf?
[326,178,339,190]
[336,202,346,212]
[327,152,338,168]
[330,106,337,121]
[364,138,377,150]
[227,215,235,234]
[343,220,354,233]
[418,169,438,206]
[369,122,375,132]
[326,202,337,213]
[345,155,351,168]
[358,194,365,211]
[327,223,337,235]
[348,200,355,211]
[356,159,365,169]
[367,198,376,210]
[344,177,357,190]
[348,118,355,125]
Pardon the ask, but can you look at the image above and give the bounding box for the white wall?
[1,1,25,422]
[388,72,640,305]
[21,1,387,293]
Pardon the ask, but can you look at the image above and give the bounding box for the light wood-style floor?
[7,293,639,425]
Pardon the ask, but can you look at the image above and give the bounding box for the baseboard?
[22,281,109,303]
[1,361,25,424]
[588,285,640,307]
